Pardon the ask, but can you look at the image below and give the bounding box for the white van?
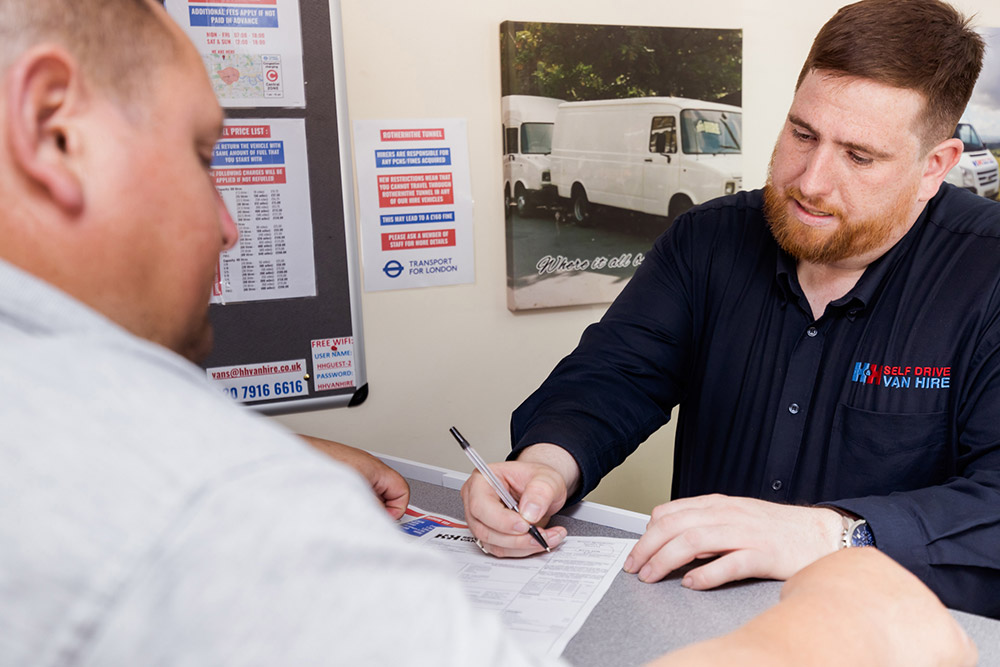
[945,122,999,199]
[549,97,742,223]
[502,95,563,216]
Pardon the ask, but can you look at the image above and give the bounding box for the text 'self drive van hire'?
[502,95,563,217]
[550,97,742,224]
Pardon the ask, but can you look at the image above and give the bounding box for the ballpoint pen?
[450,426,551,552]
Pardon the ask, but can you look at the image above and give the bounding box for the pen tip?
[546,547,551,553]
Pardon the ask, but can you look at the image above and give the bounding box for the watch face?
[851,522,876,548]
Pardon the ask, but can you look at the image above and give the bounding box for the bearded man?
[463,0,1000,619]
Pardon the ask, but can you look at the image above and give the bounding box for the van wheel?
[668,195,693,223]
[515,184,534,217]
[572,188,591,225]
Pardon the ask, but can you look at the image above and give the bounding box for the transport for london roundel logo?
[382,260,404,278]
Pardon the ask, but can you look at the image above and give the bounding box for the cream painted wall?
[274,0,999,514]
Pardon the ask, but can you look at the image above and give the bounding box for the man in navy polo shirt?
[463,0,1000,618]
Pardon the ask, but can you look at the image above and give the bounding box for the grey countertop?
[408,478,1000,666]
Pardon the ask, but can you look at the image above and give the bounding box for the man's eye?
[849,152,873,166]
[791,128,813,142]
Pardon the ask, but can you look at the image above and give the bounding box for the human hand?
[299,435,410,520]
[649,548,976,667]
[460,456,570,558]
[624,494,842,588]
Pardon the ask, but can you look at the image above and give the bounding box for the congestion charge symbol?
[266,69,279,82]
[383,260,404,278]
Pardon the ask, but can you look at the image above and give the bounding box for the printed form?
[417,525,634,658]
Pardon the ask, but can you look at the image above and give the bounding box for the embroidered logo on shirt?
[851,363,951,389]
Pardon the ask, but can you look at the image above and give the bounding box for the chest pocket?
[831,404,952,497]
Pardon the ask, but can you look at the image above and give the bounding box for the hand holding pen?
[450,427,562,555]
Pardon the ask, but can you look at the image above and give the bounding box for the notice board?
[167,0,365,415]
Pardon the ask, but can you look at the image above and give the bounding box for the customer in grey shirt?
[0,1,975,665]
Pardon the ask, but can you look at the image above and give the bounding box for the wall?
[274,0,997,513]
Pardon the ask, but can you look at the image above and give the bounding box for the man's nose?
[797,145,836,201]
[216,189,239,252]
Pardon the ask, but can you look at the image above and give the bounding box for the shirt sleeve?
[80,457,562,667]
[831,297,1000,618]
[510,217,698,504]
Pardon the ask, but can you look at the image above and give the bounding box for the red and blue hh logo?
[852,362,882,384]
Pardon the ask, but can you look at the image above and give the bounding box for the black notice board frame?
[198,0,366,415]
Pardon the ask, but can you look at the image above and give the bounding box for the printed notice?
[310,337,356,393]
[211,118,317,305]
[205,358,309,403]
[164,0,305,108]
[353,119,475,291]
[419,527,634,658]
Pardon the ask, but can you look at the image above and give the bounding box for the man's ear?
[917,137,962,202]
[4,46,85,214]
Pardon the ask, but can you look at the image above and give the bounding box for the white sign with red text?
[353,119,475,291]
[206,358,309,403]
[164,0,306,108]
[210,118,316,305]
[311,337,356,392]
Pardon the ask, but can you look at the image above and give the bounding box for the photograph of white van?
[499,19,741,310]
[549,97,742,224]
[502,95,563,217]
[945,122,999,200]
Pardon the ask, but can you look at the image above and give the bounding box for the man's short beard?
[763,181,916,265]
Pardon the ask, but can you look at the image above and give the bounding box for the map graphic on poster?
[211,118,317,304]
[165,0,306,108]
[202,53,285,101]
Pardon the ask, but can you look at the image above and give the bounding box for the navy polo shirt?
[511,185,1000,617]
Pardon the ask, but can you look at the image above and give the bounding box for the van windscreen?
[521,123,554,154]
[953,124,986,152]
[681,109,742,155]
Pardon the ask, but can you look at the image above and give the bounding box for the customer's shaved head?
[0,0,179,104]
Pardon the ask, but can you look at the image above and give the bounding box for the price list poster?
[164,0,306,108]
[210,119,317,305]
[353,119,475,291]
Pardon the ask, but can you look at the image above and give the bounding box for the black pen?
[450,426,550,552]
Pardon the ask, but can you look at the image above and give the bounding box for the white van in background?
[946,122,999,200]
[502,95,563,217]
[549,97,742,223]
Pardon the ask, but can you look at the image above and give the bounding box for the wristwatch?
[839,514,876,549]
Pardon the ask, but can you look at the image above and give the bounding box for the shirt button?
[807,327,818,337]
[788,403,800,415]
[771,480,783,491]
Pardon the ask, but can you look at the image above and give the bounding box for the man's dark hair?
[797,0,985,147]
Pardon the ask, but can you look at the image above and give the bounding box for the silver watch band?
[840,515,868,549]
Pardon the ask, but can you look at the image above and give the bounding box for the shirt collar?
[0,258,207,384]
[773,201,931,315]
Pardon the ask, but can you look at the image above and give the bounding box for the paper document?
[418,525,634,657]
